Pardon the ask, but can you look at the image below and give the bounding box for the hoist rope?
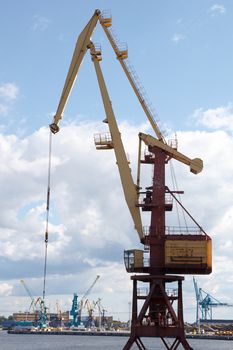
[170,160,181,228]
[42,130,53,300]
[169,160,188,230]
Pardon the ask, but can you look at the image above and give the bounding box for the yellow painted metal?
[134,250,144,268]
[206,238,212,269]
[99,17,204,176]
[94,132,114,150]
[48,10,144,240]
[48,9,207,255]
[165,238,212,270]
[99,14,112,28]
[117,50,128,60]
[124,239,212,274]
[100,24,165,142]
[50,10,100,133]
[90,47,144,241]
[139,132,203,174]
[136,136,142,193]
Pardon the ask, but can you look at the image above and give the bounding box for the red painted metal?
[123,146,193,350]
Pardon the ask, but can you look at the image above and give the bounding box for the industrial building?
[13,311,70,323]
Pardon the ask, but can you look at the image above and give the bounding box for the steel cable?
[42,130,53,300]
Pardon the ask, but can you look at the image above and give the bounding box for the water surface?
[1,331,233,350]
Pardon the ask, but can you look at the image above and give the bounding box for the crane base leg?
[123,336,192,350]
[123,274,192,350]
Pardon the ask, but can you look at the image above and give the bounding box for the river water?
[1,332,233,350]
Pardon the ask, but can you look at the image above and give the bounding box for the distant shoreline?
[7,329,233,341]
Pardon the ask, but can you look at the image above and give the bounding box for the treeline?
[0,315,13,325]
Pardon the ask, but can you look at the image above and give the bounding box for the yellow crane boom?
[49,9,203,243]
[50,9,165,143]
[99,16,165,143]
[50,10,100,134]
[49,10,144,240]
[139,132,203,174]
[90,43,143,240]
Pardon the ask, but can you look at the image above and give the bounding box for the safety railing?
[165,226,203,235]
[124,59,166,138]
[99,11,112,27]
[168,138,178,150]
[104,26,128,58]
[93,132,113,150]
[137,193,173,206]
[137,287,178,297]
[143,226,203,237]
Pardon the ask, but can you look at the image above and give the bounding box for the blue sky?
[1,0,232,134]
[0,1,233,324]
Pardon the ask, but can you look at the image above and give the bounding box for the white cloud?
[0,82,19,101]
[0,83,19,118]
[192,104,233,131]
[0,283,13,296]
[210,4,226,15]
[32,15,51,32]
[171,33,186,44]
[0,104,9,116]
[0,117,232,322]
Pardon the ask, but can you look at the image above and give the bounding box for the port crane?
[49,10,212,350]
[95,298,107,329]
[193,277,233,326]
[20,279,36,313]
[34,297,48,329]
[55,301,64,328]
[70,275,100,327]
[84,299,97,328]
[70,293,79,327]
[20,280,48,328]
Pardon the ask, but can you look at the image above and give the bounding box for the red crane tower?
[49,10,212,350]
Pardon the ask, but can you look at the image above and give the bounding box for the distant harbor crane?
[20,279,48,328]
[20,279,36,313]
[84,299,96,328]
[70,275,100,327]
[95,298,107,329]
[70,293,79,327]
[35,297,48,329]
[193,277,233,326]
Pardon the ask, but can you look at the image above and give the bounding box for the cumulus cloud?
[0,123,140,267]
[171,33,186,44]
[0,82,19,118]
[32,15,51,32]
[210,4,226,15]
[0,104,9,116]
[0,117,232,321]
[192,104,233,131]
[0,282,13,296]
[0,82,19,101]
